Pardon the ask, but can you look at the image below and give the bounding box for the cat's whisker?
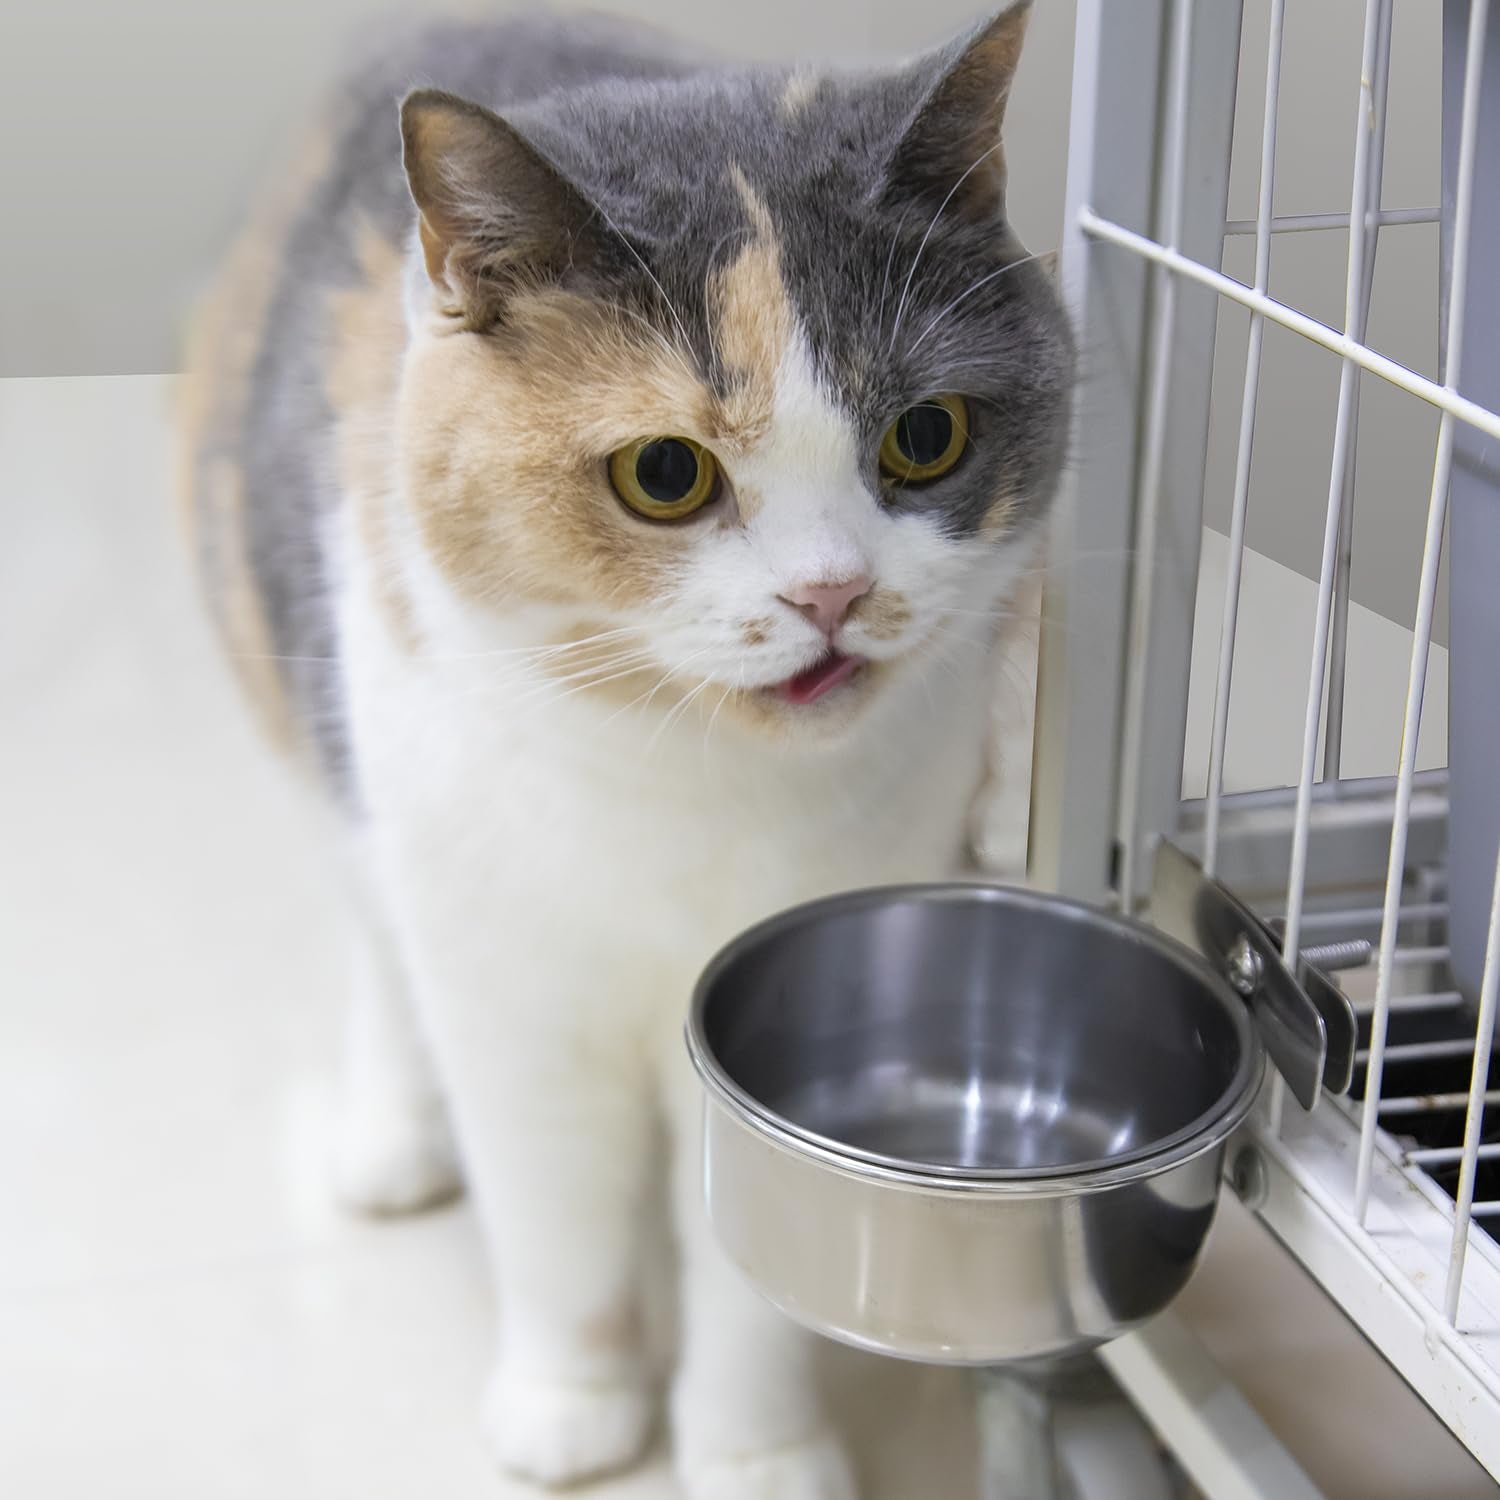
[635,646,713,718]
[875,202,918,336]
[483,656,666,717]
[905,250,1051,357]
[232,629,649,671]
[930,606,1095,647]
[927,649,969,693]
[599,673,676,728]
[442,648,660,712]
[647,675,713,757]
[599,664,694,728]
[693,679,732,774]
[923,621,998,652]
[992,652,1039,706]
[496,644,657,686]
[887,142,1004,353]
[596,646,716,730]
[700,673,739,764]
[418,627,642,666]
[589,200,695,358]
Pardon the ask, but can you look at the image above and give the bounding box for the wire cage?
[1037,0,1500,1484]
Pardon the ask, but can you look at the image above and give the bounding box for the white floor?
[0,373,1492,1498]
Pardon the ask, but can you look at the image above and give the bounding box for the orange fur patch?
[707,170,798,519]
[857,588,912,641]
[398,293,717,614]
[980,495,1020,539]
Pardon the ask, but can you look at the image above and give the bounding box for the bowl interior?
[698,888,1254,1178]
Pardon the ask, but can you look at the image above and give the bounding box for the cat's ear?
[886,2,1032,222]
[400,88,604,322]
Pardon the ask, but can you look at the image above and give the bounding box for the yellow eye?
[609,437,719,520]
[878,394,969,484]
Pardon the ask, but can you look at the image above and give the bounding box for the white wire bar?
[1255,0,1392,1134]
[1351,991,1465,1016]
[1357,0,1491,1230]
[1380,1090,1500,1118]
[1324,0,1396,785]
[1223,206,1438,236]
[1113,0,1193,912]
[1390,943,1451,967]
[1355,1038,1479,1063]
[1075,214,1500,445]
[1408,1142,1500,1166]
[1203,0,1286,878]
[1295,900,1447,933]
[1280,0,1388,988]
[1446,841,1500,1321]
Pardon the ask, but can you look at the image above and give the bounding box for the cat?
[178,4,1071,1495]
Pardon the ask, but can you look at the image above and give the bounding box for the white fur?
[335,304,1028,1497]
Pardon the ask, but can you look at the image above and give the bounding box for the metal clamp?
[1150,841,1358,1111]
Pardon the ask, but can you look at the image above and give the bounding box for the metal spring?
[1299,937,1373,972]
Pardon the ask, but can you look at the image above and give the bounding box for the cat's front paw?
[483,1367,656,1487]
[330,1098,462,1216]
[680,1434,857,1500]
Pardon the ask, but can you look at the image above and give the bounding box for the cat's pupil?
[896,405,953,467]
[636,440,699,502]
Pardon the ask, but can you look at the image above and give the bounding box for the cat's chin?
[724,656,889,745]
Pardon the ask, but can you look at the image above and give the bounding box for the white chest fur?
[342,577,994,1036]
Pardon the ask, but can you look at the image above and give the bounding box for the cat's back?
[177,12,701,779]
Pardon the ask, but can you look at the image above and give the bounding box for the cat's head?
[395,4,1071,740]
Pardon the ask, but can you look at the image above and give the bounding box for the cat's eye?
[878,394,969,485]
[609,437,719,520]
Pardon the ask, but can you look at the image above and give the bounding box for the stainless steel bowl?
[687,884,1263,1365]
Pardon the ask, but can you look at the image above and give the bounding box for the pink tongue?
[777,651,863,705]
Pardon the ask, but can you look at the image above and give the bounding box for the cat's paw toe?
[680,1434,857,1500]
[331,1101,462,1216]
[483,1369,655,1486]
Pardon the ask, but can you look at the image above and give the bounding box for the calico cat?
[179,4,1071,1495]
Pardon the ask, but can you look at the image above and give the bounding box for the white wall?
[0,0,1073,379]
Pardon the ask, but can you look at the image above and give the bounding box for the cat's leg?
[666,1057,857,1500]
[330,859,462,1215]
[400,926,659,1487]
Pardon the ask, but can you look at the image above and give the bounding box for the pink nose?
[779,574,873,637]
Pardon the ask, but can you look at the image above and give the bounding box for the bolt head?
[1226,933,1263,997]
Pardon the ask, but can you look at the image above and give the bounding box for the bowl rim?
[686,881,1265,1195]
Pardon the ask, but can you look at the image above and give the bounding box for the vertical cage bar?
[1446,845,1500,1321]
[1115,0,1194,912]
[1356,0,1490,1224]
[1031,0,1168,903]
[1204,0,1287,877]
[1323,0,1396,784]
[1118,6,1244,907]
[1445,0,1500,1027]
[1280,0,1387,982]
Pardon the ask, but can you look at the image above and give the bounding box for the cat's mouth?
[772,650,866,706]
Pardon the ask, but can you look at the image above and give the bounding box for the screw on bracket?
[1229,1144,1268,1209]
[1225,932,1264,998]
